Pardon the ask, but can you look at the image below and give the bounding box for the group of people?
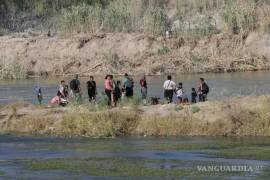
[37,73,209,107]
[103,73,148,106]
[163,75,209,104]
[104,73,134,106]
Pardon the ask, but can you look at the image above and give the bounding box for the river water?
[1,71,270,104]
[0,135,269,179]
[1,71,270,179]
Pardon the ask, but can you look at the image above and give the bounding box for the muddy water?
[1,71,270,104]
[0,136,269,179]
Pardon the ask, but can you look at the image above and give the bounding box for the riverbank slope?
[1,95,270,137]
[1,32,270,79]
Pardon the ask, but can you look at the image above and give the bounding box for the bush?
[59,3,103,33]
[143,7,168,36]
[58,0,168,36]
[3,0,270,35]
[157,46,170,55]
[103,0,133,32]
[61,110,139,137]
[221,0,258,34]
[0,57,26,79]
[191,106,200,114]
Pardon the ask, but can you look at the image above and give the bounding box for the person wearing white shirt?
[163,75,176,103]
[58,80,66,98]
[176,82,189,103]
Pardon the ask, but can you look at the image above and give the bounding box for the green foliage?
[2,0,270,35]
[27,157,191,177]
[58,0,168,35]
[118,96,141,109]
[174,105,184,112]
[221,0,258,34]
[191,106,200,114]
[61,110,139,137]
[143,7,168,35]
[157,46,170,55]
[96,95,109,109]
[103,0,132,32]
[59,3,103,33]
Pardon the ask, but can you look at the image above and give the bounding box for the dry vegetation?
[1,95,270,137]
[2,0,270,36]
[1,0,270,78]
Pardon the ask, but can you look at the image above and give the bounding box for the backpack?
[202,83,209,94]
[70,79,78,91]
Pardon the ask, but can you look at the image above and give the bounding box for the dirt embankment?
[0,32,270,78]
[1,95,270,137]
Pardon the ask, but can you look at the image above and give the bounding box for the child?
[176,83,183,103]
[191,88,197,103]
[35,85,43,105]
[114,81,122,103]
[176,82,189,104]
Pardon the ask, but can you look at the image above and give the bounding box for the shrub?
[174,105,184,112]
[0,57,26,79]
[103,0,133,32]
[61,110,139,137]
[143,7,168,36]
[221,0,258,34]
[191,106,200,114]
[59,3,103,33]
[157,46,170,55]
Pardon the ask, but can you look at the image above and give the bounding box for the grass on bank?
[0,57,27,80]
[3,95,270,137]
[2,0,270,36]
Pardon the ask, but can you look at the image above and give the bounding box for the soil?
[0,32,270,77]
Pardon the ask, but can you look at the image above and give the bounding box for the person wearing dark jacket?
[70,74,81,101]
[191,88,197,103]
[123,73,134,98]
[87,76,97,103]
[198,78,209,102]
[114,81,122,103]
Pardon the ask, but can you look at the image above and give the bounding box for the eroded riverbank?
[1,95,270,137]
[1,31,270,79]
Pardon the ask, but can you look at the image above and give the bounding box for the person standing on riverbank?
[198,78,209,102]
[191,88,198,103]
[163,75,176,103]
[123,73,134,98]
[140,75,147,104]
[105,75,113,107]
[70,74,82,101]
[87,76,97,103]
[35,84,43,105]
[114,81,122,104]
